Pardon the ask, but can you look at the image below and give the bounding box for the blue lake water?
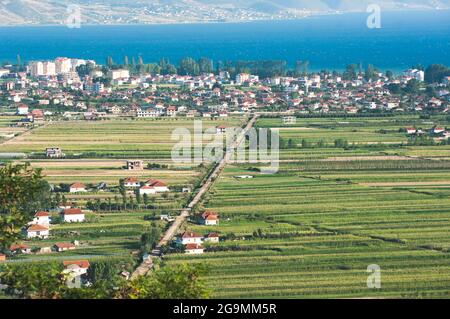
[0,10,449,71]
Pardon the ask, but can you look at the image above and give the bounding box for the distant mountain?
[0,0,449,25]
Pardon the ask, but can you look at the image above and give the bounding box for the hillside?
[0,0,449,25]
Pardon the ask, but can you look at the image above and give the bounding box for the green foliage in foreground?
[0,262,210,299]
[0,163,52,250]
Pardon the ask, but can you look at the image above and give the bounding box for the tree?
[343,64,358,80]
[123,56,129,66]
[198,57,213,74]
[405,79,420,94]
[117,263,210,299]
[178,57,200,76]
[425,64,450,84]
[364,64,377,82]
[0,262,65,299]
[0,163,51,250]
[106,56,115,68]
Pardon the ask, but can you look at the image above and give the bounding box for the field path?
[131,114,258,279]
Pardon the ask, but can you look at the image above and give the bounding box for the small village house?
[69,183,87,193]
[63,260,90,284]
[10,243,32,254]
[216,125,227,134]
[184,243,204,254]
[199,211,219,226]
[126,160,144,170]
[139,186,157,195]
[46,147,64,158]
[61,208,85,223]
[0,254,5,262]
[123,177,140,188]
[54,243,76,252]
[30,211,51,226]
[17,104,29,115]
[26,224,49,239]
[204,233,220,243]
[177,231,203,245]
[144,179,170,193]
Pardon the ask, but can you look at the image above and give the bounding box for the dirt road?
[131,114,258,279]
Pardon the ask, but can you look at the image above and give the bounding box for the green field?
[164,116,450,299]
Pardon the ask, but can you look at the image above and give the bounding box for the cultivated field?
[164,116,450,298]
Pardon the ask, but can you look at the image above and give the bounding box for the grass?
[164,116,450,299]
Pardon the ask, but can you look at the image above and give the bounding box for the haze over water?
[0,10,449,72]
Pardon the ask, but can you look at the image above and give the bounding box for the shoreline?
[0,8,444,28]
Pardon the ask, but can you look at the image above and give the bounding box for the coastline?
[0,8,443,28]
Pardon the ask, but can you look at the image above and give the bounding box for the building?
[0,253,5,262]
[108,69,130,80]
[166,106,177,117]
[17,104,29,115]
[282,116,297,125]
[177,231,203,245]
[55,57,72,74]
[185,244,204,254]
[29,61,44,77]
[26,224,49,239]
[46,147,64,158]
[403,69,425,82]
[63,260,90,281]
[139,186,156,195]
[144,179,169,193]
[204,233,220,243]
[123,177,140,188]
[200,211,219,226]
[30,109,44,123]
[137,109,160,118]
[126,160,144,170]
[236,73,250,85]
[69,183,87,193]
[216,125,227,134]
[30,211,51,226]
[61,208,85,223]
[54,243,76,252]
[10,243,31,254]
[42,61,56,76]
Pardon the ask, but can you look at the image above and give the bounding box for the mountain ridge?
[0,0,449,25]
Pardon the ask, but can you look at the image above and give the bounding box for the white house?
[26,224,49,239]
[63,260,90,282]
[204,233,220,244]
[177,231,203,245]
[61,208,85,223]
[199,211,219,226]
[69,183,87,193]
[144,180,169,193]
[123,177,140,188]
[184,244,204,254]
[30,211,51,226]
[54,243,76,252]
[17,104,29,115]
[139,186,157,195]
[216,125,227,134]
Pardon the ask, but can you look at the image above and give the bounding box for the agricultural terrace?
[164,116,450,298]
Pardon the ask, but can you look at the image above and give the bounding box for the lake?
[0,10,449,71]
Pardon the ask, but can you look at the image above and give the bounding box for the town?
[1,56,450,298]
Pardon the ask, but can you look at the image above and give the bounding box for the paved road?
[131,114,258,279]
